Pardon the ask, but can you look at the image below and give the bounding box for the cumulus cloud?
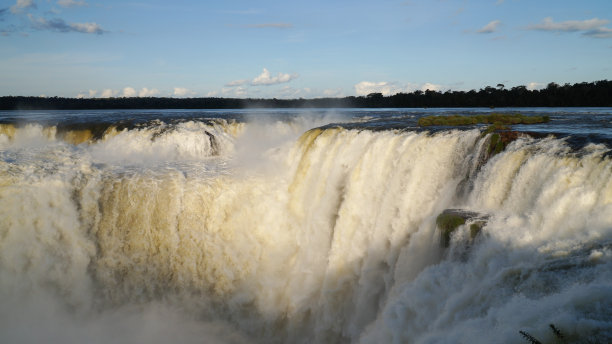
[100,89,117,98]
[138,88,159,97]
[173,87,196,97]
[121,87,137,97]
[528,17,612,38]
[421,83,442,91]
[10,0,36,14]
[477,20,501,34]
[251,68,298,86]
[79,88,158,98]
[57,0,87,7]
[527,82,545,90]
[354,81,407,96]
[247,23,293,29]
[28,14,105,34]
[354,81,443,96]
[76,89,97,98]
[121,87,160,97]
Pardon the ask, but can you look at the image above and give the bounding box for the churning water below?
[0,108,611,343]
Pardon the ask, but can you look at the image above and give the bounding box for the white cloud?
[100,89,117,98]
[138,88,159,97]
[354,81,407,96]
[76,89,97,98]
[585,27,612,39]
[528,17,612,38]
[477,20,501,34]
[211,87,248,97]
[421,83,442,91]
[225,79,248,87]
[354,81,443,96]
[277,86,313,98]
[57,0,87,7]
[77,88,158,98]
[69,22,103,34]
[122,87,137,97]
[232,87,247,97]
[251,68,298,86]
[28,14,105,34]
[527,82,545,90]
[173,87,195,97]
[10,0,36,14]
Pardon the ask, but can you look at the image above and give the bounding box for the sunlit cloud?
[354,81,442,96]
[10,0,36,14]
[173,87,196,97]
[527,17,612,38]
[79,88,159,98]
[76,89,97,98]
[421,83,442,91]
[100,89,117,98]
[138,88,159,97]
[354,81,407,96]
[28,14,105,34]
[57,0,87,8]
[122,87,137,97]
[527,82,545,90]
[477,20,501,34]
[250,68,298,86]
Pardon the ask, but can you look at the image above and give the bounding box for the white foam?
[1,122,611,343]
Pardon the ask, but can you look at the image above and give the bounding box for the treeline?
[1,80,610,110]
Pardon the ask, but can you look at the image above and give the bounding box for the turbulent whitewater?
[0,109,611,343]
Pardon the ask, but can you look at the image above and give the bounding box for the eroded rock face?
[436,209,489,248]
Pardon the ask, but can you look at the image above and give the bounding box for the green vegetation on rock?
[417,113,550,127]
[469,222,485,239]
[436,213,466,248]
[436,209,489,248]
[488,133,504,155]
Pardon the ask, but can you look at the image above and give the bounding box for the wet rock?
[436,209,489,248]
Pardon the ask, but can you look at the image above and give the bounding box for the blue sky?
[1,0,611,98]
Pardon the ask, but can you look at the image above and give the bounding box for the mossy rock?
[436,209,489,248]
[437,213,466,247]
[418,113,550,127]
[469,221,486,239]
[488,133,504,155]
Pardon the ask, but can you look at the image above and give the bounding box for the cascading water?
[0,110,610,343]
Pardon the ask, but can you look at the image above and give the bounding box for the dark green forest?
[1,80,610,110]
